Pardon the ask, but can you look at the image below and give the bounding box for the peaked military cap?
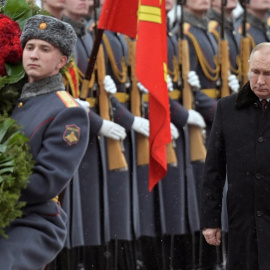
[20,15,77,59]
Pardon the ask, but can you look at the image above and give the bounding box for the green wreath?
[0,0,49,237]
[0,116,34,237]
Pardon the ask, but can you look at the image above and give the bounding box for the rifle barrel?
[80,28,104,100]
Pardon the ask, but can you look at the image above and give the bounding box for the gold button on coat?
[18,102,23,108]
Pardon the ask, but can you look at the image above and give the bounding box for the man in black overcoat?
[201,42,270,270]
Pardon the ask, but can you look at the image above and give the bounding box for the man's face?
[226,0,238,10]
[65,0,89,17]
[249,48,270,99]
[88,0,94,8]
[211,0,238,12]
[23,39,67,83]
[165,0,175,12]
[42,0,66,10]
[185,0,210,13]
[247,0,270,12]
[100,0,105,9]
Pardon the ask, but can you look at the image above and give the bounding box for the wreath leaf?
[0,116,34,237]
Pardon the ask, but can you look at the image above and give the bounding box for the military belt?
[142,93,149,103]
[86,97,98,108]
[169,90,181,100]
[114,93,130,103]
[201,89,220,99]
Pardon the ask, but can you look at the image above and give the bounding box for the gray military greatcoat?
[0,74,89,270]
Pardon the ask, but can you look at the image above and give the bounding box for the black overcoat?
[201,82,270,269]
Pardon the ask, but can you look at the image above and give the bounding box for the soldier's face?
[226,0,238,9]
[185,0,210,13]
[249,47,270,99]
[100,0,105,8]
[65,0,89,18]
[211,0,238,11]
[42,0,66,10]
[23,39,67,83]
[165,0,175,12]
[247,0,270,11]
[88,0,94,8]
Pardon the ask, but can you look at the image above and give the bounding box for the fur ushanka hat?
[20,15,77,59]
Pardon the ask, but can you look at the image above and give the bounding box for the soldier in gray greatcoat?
[207,0,241,81]
[0,15,89,270]
[236,0,270,46]
[157,3,206,267]
[61,1,127,269]
[101,28,149,270]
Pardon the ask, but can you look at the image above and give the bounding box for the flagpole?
[79,28,104,100]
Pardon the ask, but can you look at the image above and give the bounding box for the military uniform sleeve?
[20,107,89,205]
[169,98,189,128]
[200,100,226,229]
[109,96,135,130]
[89,109,103,135]
[194,90,217,123]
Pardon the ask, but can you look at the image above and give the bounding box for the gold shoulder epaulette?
[183,22,191,35]
[238,22,251,34]
[208,20,219,33]
[208,20,219,41]
[88,21,97,32]
[56,91,79,108]
[63,57,80,98]
[238,24,242,34]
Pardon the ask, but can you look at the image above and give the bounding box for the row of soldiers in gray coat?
[2,0,270,269]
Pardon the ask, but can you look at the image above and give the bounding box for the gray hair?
[249,42,270,63]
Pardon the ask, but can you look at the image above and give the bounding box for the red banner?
[97,0,138,38]
[136,0,171,191]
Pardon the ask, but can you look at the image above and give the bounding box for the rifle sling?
[86,97,98,108]
[169,90,181,100]
[201,88,221,99]
[113,92,130,103]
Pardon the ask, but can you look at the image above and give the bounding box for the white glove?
[167,74,173,92]
[228,74,240,93]
[103,75,117,94]
[132,116,149,137]
[75,98,90,113]
[125,78,131,89]
[187,109,206,128]
[188,71,201,90]
[170,122,179,140]
[137,82,149,93]
[99,119,126,140]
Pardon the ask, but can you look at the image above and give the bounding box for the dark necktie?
[261,99,268,112]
